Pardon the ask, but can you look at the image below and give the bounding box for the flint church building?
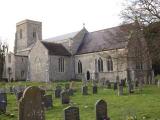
[4,19,153,83]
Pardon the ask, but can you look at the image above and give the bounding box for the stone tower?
[14,19,42,53]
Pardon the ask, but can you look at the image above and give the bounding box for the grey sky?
[0,0,124,51]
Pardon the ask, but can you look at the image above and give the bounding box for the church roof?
[44,31,79,42]
[77,24,131,54]
[42,41,71,56]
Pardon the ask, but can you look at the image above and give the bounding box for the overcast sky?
[0,0,124,51]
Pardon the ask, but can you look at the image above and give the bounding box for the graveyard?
[0,81,160,120]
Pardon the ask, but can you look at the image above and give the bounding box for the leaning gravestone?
[93,85,98,94]
[95,99,110,120]
[0,93,7,113]
[55,86,62,98]
[43,95,53,109]
[19,86,45,120]
[64,106,80,120]
[61,90,70,104]
[82,86,88,95]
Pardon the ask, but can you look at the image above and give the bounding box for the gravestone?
[65,83,70,90]
[0,93,7,113]
[95,99,110,120]
[16,91,23,101]
[135,80,139,87]
[113,82,117,90]
[118,84,123,96]
[68,89,74,96]
[43,95,53,109]
[55,86,62,98]
[128,82,134,93]
[70,81,76,92]
[64,106,80,120]
[61,90,70,104]
[82,86,88,95]
[93,85,98,94]
[19,86,45,120]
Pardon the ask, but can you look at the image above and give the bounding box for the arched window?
[98,58,103,72]
[78,60,82,73]
[59,57,65,72]
[107,56,113,71]
[20,29,23,39]
[135,48,143,70]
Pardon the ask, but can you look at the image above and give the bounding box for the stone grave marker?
[19,86,45,120]
[65,83,70,90]
[128,82,134,93]
[64,106,80,120]
[61,90,70,104]
[16,91,23,101]
[135,80,139,87]
[0,93,7,113]
[95,99,110,120]
[43,95,53,109]
[93,85,98,94]
[55,86,62,98]
[113,82,117,90]
[118,83,123,96]
[82,86,88,95]
[68,89,74,96]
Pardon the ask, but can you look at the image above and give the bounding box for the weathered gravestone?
[82,86,88,95]
[95,99,110,120]
[43,95,53,109]
[65,83,70,90]
[55,86,62,98]
[105,80,111,89]
[67,89,74,96]
[19,86,45,120]
[0,93,7,113]
[64,106,80,120]
[135,80,139,87]
[113,82,117,91]
[128,82,134,93]
[61,90,70,104]
[118,84,123,96]
[93,85,98,94]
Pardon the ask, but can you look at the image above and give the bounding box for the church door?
[87,71,90,80]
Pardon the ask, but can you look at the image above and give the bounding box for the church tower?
[14,19,42,53]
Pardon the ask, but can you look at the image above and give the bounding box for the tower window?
[20,29,23,39]
[33,31,36,38]
[78,60,82,73]
[58,57,65,72]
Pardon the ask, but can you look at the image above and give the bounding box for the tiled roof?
[41,41,71,56]
[44,31,79,42]
[77,24,132,54]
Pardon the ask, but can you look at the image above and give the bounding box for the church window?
[135,47,143,70]
[21,70,25,78]
[98,58,103,72]
[33,31,36,38]
[107,56,113,71]
[78,60,82,73]
[58,57,65,72]
[20,29,23,39]
[8,54,11,63]
[35,57,42,72]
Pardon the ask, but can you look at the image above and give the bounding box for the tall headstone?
[55,86,62,98]
[82,86,88,95]
[118,83,123,96]
[61,90,70,104]
[113,82,117,91]
[93,85,98,94]
[43,95,53,109]
[95,99,110,120]
[64,106,80,120]
[19,86,45,120]
[0,93,7,113]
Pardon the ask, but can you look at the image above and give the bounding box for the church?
[4,19,153,83]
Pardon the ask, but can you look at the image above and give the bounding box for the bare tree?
[121,0,160,24]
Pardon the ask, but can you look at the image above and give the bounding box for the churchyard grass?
[0,81,160,120]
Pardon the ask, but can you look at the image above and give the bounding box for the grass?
[0,81,160,120]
